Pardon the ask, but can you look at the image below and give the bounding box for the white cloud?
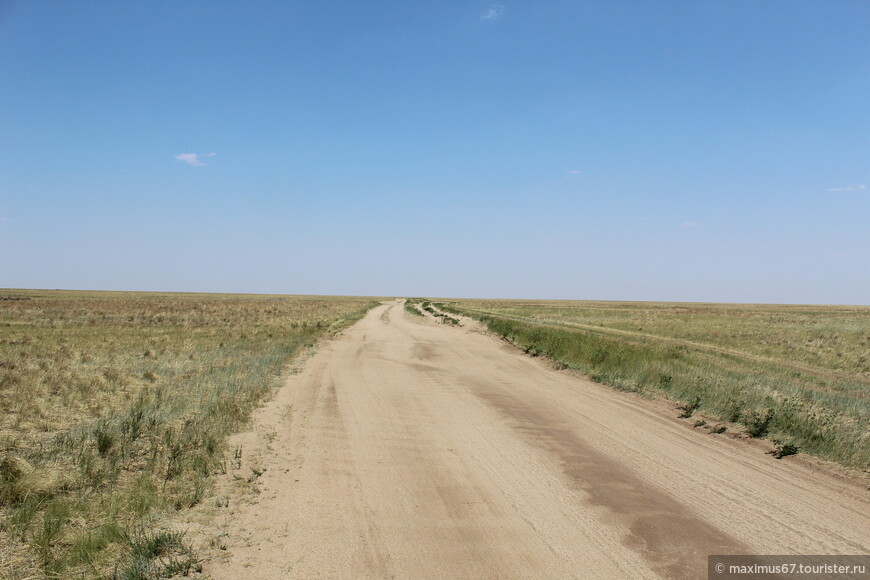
[681,221,699,228]
[568,170,581,174]
[175,152,216,166]
[481,5,504,20]
[828,184,866,192]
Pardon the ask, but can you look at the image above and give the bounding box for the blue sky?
[1,1,867,303]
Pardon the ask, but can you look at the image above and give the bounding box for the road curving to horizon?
[199,300,869,579]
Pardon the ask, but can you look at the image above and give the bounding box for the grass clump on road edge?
[403,299,424,317]
[405,299,460,325]
[0,290,378,579]
[441,301,869,471]
[418,302,460,326]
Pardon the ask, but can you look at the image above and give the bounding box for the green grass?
[441,299,869,470]
[0,289,378,579]
[404,299,459,325]
[403,299,424,317]
[415,301,460,326]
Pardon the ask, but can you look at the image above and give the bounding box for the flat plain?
[1,292,868,579]
[0,289,377,579]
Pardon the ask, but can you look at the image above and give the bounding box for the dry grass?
[0,289,378,579]
[441,299,870,470]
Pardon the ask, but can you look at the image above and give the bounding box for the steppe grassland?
[0,289,378,579]
[443,300,870,469]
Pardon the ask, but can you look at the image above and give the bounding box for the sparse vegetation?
[403,299,424,317]
[441,299,869,469]
[0,289,377,579]
[745,408,774,438]
[770,440,799,459]
[679,397,702,418]
[113,528,199,580]
[416,302,460,326]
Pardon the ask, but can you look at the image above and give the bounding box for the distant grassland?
[442,300,870,470]
[0,289,378,579]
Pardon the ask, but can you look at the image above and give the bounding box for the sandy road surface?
[199,301,869,579]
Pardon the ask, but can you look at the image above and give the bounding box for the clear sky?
[1,1,867,303]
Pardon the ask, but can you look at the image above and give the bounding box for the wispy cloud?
[681,221,699,228]
[175,152,216,166]
[828,184,866,192]
[481,4,504,20]
[567,170,581,175]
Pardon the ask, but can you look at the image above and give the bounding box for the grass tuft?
[403,299,424,317]
[770,440,799,459]
[679,397,702,418]
[113,528,200,580]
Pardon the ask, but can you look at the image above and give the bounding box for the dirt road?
[198,301,869,579]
